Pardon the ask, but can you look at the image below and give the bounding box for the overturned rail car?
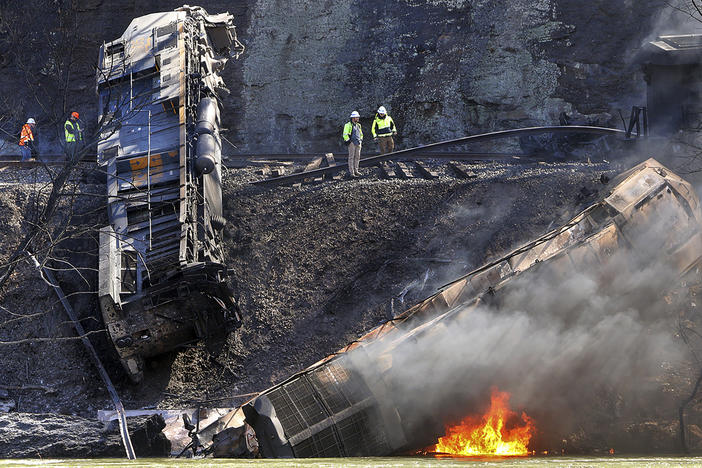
[97,6,244,381]
[205,158,702,457]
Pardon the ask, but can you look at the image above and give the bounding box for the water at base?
[2,456,702,468]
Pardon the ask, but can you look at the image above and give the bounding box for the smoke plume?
[351,194,695,451]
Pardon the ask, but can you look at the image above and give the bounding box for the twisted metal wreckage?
[96,6,244,382]
[89,6,702,459]
[195,158,702,458]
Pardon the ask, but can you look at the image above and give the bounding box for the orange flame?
[433,389,534,456]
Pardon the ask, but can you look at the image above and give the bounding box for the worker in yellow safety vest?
[342,110,363,178]
[371,106,397,154]
[341,111,363,178]
[64,111,83,160]
[18,118,36,162]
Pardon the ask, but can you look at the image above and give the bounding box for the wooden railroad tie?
[449,161,477,179]
[379,161,397,178]
[293,153,340,187]
[395,162,414,179]
[326,153,343,180]
[414,161,439,179]
[303,156,324,172]
[304,156,324,183]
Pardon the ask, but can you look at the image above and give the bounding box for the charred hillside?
[3,157,702,457]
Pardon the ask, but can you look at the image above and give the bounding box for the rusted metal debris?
[195,158,702,458]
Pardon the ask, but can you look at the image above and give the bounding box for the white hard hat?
[26,118,35,124]
[350,111,360,118]
[377,106,387,114]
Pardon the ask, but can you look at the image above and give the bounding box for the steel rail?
[0,153,523,168]
[226,151,529,160]
[250,125,630,186]
[28,253,137,460]
[0,157,94,166]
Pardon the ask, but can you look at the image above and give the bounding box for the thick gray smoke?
[645,0,702,44]
[350,198,694,450]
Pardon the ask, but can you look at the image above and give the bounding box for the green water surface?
[3,457,702,468]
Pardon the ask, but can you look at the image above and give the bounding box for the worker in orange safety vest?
[18,118,36,162]
[64,111,83,160]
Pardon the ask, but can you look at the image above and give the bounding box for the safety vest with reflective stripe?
[64,119,82,142]
[372,114,396,138]
[19,124,34,146]
[343,121,363,142]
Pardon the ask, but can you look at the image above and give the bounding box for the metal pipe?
[28,253,136,460]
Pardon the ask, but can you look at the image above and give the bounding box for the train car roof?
[641,34,702,66]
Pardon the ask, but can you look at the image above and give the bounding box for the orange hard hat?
[71,111,79,119]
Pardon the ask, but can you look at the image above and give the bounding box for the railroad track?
[226,151,529,161]
[0,152,520,165]
[0,125,637,185]
[0,157,94,167]
[250,125,633,187]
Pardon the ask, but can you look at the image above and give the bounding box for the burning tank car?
[199,158,702,458]
[97,6,244,382]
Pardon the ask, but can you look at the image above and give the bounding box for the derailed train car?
[205,158,702,457]
[97,6,244,381]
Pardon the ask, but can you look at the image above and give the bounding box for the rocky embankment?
[4,153,701,456]
[0,413,169,458]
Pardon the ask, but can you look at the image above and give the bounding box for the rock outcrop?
[0,0,675,152]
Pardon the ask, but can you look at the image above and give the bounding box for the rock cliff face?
[1,0,668,153]
[235,0,661,152]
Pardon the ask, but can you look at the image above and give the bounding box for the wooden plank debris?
[300,156,325,184]
[449,161,478,179]
[249,159,294,166]
[395,162,414,179]
[270,166,286,177]
[247,159,295,166]
[304,156,324,172]
[414,161,439,179]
